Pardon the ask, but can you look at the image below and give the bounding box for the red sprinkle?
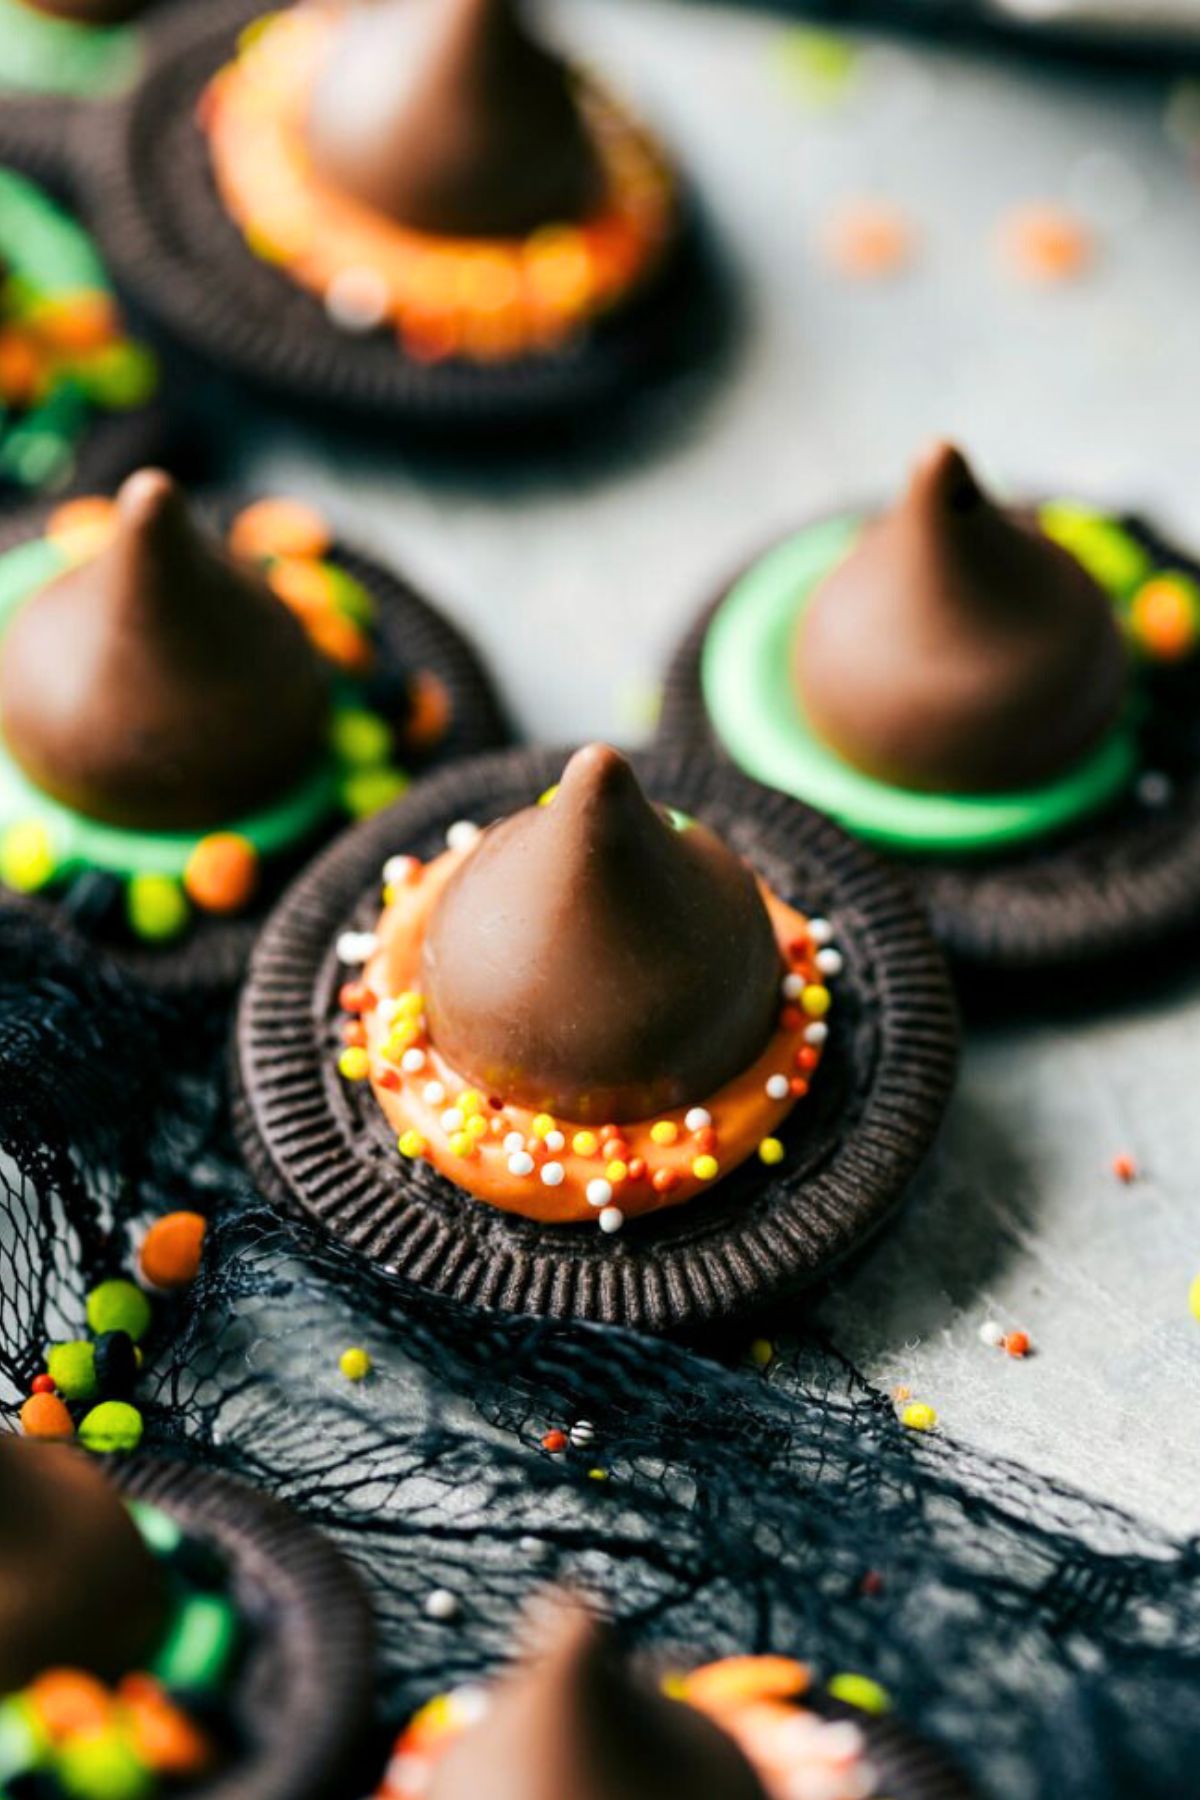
[602,1137,630,1163]
[1003,1331,1031,1358]
[652,1168,679,1195]
[338,981,373,1014]
[627,1158,647,1183]
[376,1069,400,1091]
[1112,1153,1137,1183]
[695,1126,718,1154]
[787,937,809,960]
[342,1021,368,1048]
[790,1078,810,1097]
[860,1570,885,1597]
[30,1373,56,1395]
[780,1006,803,1031]
[796,1046,820,1072]
[542,1429,567,1454]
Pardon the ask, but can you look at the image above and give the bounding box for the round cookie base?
[233,744,959,1335]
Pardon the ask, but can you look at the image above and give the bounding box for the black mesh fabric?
[1,908,1197,1800]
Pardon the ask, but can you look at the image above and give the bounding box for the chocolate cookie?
[233,744,958,1334]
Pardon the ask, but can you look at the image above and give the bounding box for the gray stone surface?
[232,1,1200,1533]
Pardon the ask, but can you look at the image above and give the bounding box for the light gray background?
[232,1,1200,1535]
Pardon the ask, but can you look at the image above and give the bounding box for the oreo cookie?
[659,447,1200,986]
[0,484,509,995]
[84,0,716,437]
[233,744,958,1334]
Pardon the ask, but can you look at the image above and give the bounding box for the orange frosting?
[202,5,676,365]
[345,846,833,1227]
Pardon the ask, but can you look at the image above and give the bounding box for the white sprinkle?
[451,1685,491,1727]
[441,1108,465,1135]
[400,1048,427,1075]
[781,972,805,1000]
[518,1535,549,1561]
[816,947,843,978]
[599,1206,625,1234]
[765,1074,791,1101]
[508,1151,535,1177]
[383,853,419,888]
[570,1420,595,1448]
[446,820,481,852]
[336,930,378,965]
[979,1320,1005,1349]
[804,1022,828,1047]
[503,1131,526,1154]
[684,1107,712,1132]
[543,1129,566,1153]
[587,1179,613,1209]
[808,917,834,945]
[325,265,389,333]
[1137,771,1173,809]
[423,1080,446,1107]
[385,1755,432,1793]
[376,996,399,1027]
[540,1161,565,1187]
[424,1588,460,1622]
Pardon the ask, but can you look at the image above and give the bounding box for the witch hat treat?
[0,166,160,505]
[374,1599,972,1800]
[0,1437,373,1800]
[91,0,699,430]
[660,440,1200,979]
[0,469,507,989]
[235,742,957,1332]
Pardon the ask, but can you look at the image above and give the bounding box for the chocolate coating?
[0,1438,167,1691]
[795,442,1130,794]
[0,470,330,832]
[419,744,782,1123]
[429,1602,767,1800]
[306,0,605,237]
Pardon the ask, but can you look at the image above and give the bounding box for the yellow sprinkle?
[465,1114,488,1139]
[395,990,424,1018]
[1188,1274,1200,1321]
[650,1120,679,1146]
[339,1347,372,1381]
[457,1089,484,1117]
[660,1672,689,1701]
[338,1047,370,1081]
[385,1020,421,1058]
[398,1130,427,1159]
[0,820,56,893]
[532,1113,556,1139]
[900,1401,937,1433]
[537,784,560,806]
[749,1338,774,1369]
[587,1468,609,1482]
[692,1154,719,1181]
[758,1137,785,1165]
[827,1673,891,1715]
[802,984,831,1018]
[606,1160,628,1185]
[572,1131,599,1157]
[450,1130,477,1159]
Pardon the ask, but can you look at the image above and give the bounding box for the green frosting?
[0,0,140,99]
[0,166,112,292]
[700,513,1140,857]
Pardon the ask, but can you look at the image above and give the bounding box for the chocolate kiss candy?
[0,1438,167,1691]
[428,1602,767,1800]
[0,470,330,832]
[795,442,1130,794]
[419,744,782,1123]
[306,0,606,238]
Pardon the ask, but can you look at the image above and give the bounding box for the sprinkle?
[508,1151,535,1177]
[758,1137,785,1165]
[0,820,57,894]
[999,203,1093,283]
[826,1673,891,1715]
[183,832,258,915]
[400,1048,426,1074]
[627,1157,646,1182]
[684,1107,712,1132]
[605,1160,628,1185]
[860,1569,885,1597]
[383,854,420,887]
[325,264,390,332]
[781,973,805,1000]
[601,1136,630,1163]
[541,1162,565,1187]
[457,1089,484,1116]
[821,199,915,279]
[598,1206,625,1234]
[450,1131,476,1158]
[765,1074,791,1100]
[465,1115,487,1139]
[423,1081,446,1107]
[1003,1330,1031,1358]
[139,1212,206,1291]
[692,1154,719,1181]
[30,1373,56,1395]
[652,1169,679,1195]
[1112,1152,1137,1183]
[503,1131,526,1153]
[572,1131,599,1156]
[338,1046,370,1081]
[979,1320,1005,1348]
[804,1021,828,1046]
[1189,1274,1200,1323]
[808,918,834,945]
[20,1392,74,1439]
[424,1589,460,1622]
[395,990,424,1019]
[569,1420,595,1448]
[802,985,831,1018]
[128,874,188,943]
[339,1347,372,1381]
[587,1179,613,1208]
[749,1338,774,1368]
[337,930,378,964]
[815,947,843,977]
[398,1130,427,1158]
[446,820,481,851]
[531,1113,556,1139]
[338,980,372,1014]
[441,1108,465,1134]
[899,1401,937,1432]
[544,1130,566,1153]
[650,1120,679,1146]
[542,1429,567,1453]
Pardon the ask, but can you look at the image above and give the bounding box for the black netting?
[2,908,1198,1800]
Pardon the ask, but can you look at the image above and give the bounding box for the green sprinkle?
[341,765,409,819]
[127,1499,183,1556]
[86,1278,152,1343]
[0,819,57,891]
[331,706,392,769]
[151,1593,240,1691]
[827,1672,892,1715]
[56,1728,153,1800]
[46,1340,97,1400]
[77,1399,144,1454]
[126,872,189,942]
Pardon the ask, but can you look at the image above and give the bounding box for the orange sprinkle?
[343,1020,368,1049]
[402,670,452,751]
[0,330,45,406]
[1131,577,1198,661]
[33,291,119,354]
[305,607,373,672]
[683,1655,811,1714]
[1112,1153,1137,1183]
[229,496,332,563]
[120,1675,213,1776]
[1003,1330,1031,1358]
[542,1429,567,1453]
[139,1211,207,1290]
[20,1391,74,1439]
[1000,204,1093,283]
[184,832,259,915]
[28,1670,113,1739]
[821,200,914,279]
[652,1168,679,1195]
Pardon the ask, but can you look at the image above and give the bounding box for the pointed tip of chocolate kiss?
[795,439,1129,795]
[306,0,605,238]
[0,472,330,832]
[419,744,782,1122]
[428,1593,768,1800]
[0,1438,167,1693]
